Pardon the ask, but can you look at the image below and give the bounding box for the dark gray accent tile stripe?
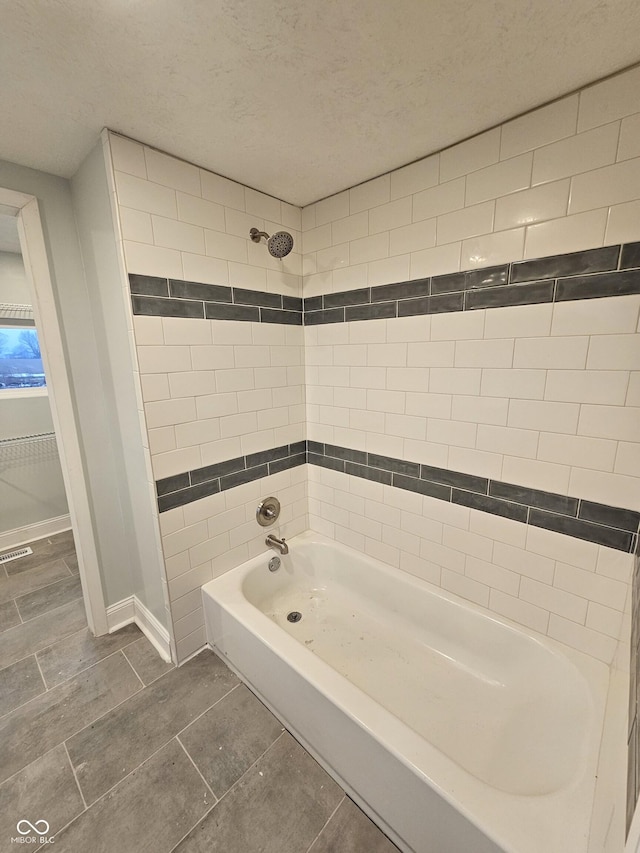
[156,442,308,512]
[157,479,221,513]
[324,288,370,308]
[303,241,638,325]
[621,242,640,270]
[205,302,260,321]
[157,439,639,552]
[529,509,633,551]
[465,280,554,310]
[451,489,528,522]
[346,461,392,485]
[156,473,190,497]
[220,464,268,490]
[305,307,345,325]
[260,307,302,325]
[396,296,429,317]
[431,272,466,295]
[129,274,169,297]
[246,445,290,467]
[420,464,487,493]
[283,295,303,311]
[392,473,450,500]
[190,456,245,485]
[129,275,303,325]
[309,443,638,552]
[169,279,232,303]
[578,500,640,532]
[131,295,205,319]
[270,453,306,474]
[466,265,510,289]
[511,246,620,282]
[556,269,640,301]
[325,444,367,464]
[489,481,578,516]
[304,296,323,312]
[130,241,640,328]
[346,302,397,321]
[234,287,282,308]
[430,293,464,314]
[308,452,345,472]
[368,453,420,478]
[371,278,430,302]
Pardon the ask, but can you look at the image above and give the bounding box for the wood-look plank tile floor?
[0,533,400,853]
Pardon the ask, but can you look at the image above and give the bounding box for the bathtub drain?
[287,611,302,623]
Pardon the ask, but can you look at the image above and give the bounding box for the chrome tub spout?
[266,533,288,555]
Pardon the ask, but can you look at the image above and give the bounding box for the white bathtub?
[202,531,611,853]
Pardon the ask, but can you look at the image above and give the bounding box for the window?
[0,327,46,389]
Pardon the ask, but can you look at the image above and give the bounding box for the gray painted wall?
[70,139,167,625]
[0,157,135,608]
[0,251,28,304]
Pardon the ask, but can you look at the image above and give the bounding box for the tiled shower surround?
[107,63,640,703]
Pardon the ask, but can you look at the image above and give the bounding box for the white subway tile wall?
[108,66,640,664]
[302,68,640,290]
[108,133,306,661]
[307,463,631,663]
[301,67,640,662]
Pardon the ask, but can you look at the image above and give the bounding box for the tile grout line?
[14,589,84,625]
[0,622,87,678]
[175,735,218,802]
[60,731,202,825]
[0,617,139,677]
[167,730,287,853]
[63,741,88,811]
[214,729,287,806]
[173,681,241,742]
[0,644,146,729]
[49,734,200,844]
[53,678,243,815]
[0,656,50,723]
[54,679,246,844]
[32,652,48,694]
[167,799,218,853]
[305,794,346,853]
[3,573,82,617]
[2,550,77,581]
[4,596,25,627]
[119,647,146,690]
[120,642,173,687]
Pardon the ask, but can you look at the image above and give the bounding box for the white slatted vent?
[0,546,33,564]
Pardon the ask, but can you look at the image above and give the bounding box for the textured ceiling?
[1,0,639,205]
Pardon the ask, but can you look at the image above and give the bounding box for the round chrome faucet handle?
[256,496,281,527]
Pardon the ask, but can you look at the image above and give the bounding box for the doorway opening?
[0,187,107,634]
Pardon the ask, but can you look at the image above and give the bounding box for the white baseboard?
[0,514,71,552]
[105,596,136,632]
[106,595,172,662]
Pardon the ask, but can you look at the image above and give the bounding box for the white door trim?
[7,190,108,634]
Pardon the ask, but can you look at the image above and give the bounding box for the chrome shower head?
[249,227,294,258]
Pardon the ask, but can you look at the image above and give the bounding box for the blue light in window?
[0,328,46,388]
